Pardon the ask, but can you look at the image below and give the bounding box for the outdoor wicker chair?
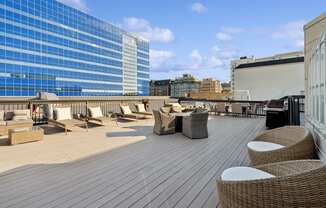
[247,126,315,165]
[153,110,176,135]
[182,109,209,139]
[217,160,326,208]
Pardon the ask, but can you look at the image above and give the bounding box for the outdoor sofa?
[0,110,33,135]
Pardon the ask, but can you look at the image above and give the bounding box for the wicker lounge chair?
[120,105,147,120]
[87,106,112,126]
[153,110,176,135]
[248,126,315,165]
[135,103,152,116]
[217,160,326,208]
[48,107,88,135]
[182,109,209,139]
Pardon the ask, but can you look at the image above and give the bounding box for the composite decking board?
[158,119,262,208]
[0,135,198,207]
[0,117,264,208]
[0,123,156,180]
[33,135,212,208]
[132,119,254,208]
[0,126,171,181]
[51,118,237,208]
[0,130,216,208]
[96,119,239,208]
[189,120,263,208]
[0,132,190,196]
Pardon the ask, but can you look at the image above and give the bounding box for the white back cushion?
[221,167,275,181]
[89,107,103,118]
[136,104,146,113]
[14,109,31,119]
[54,107,72,121]
[121,105,132,115]
[247,141,285,152]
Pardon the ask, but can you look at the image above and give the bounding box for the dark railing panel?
[178,98,267,116]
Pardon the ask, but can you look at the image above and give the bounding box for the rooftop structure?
[0,0,150,96]
[231,51,304,101]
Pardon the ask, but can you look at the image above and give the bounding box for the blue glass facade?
[0,0,150,96]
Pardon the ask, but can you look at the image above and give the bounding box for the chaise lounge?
[135,103,153,116]
[120,105,148,120]
[48,107,88,135]
[87,106,112,126]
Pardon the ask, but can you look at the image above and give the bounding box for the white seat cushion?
[54,107,72,121]
[221,167,275,181]
[136,104,146,113]
[247,141,285,152]
[121,105,132,115]
[88,107,103,118]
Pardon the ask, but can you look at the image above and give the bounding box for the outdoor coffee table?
[9,126,44,145]
[171,112,192,132]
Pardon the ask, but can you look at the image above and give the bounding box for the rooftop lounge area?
[0,113,265,208]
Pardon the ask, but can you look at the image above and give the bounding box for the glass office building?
[0,0,150,96]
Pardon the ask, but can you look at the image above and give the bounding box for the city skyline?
[60,0,326,82]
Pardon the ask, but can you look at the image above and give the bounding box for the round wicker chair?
[217,160,326,208]
[248,126,315,165]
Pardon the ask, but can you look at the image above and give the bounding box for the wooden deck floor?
[0,116,264,208]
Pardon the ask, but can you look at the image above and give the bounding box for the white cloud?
[216,32,233,41]
[122,17,174,43]
[191,2,207,14]
[190,50,203,63]
[272,20,306,48]
[57,0,88,11]
[216,27,244,42]
[150,49,175,70]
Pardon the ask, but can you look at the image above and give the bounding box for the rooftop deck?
[0,116,264,208]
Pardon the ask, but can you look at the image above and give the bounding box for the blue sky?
[59,0,326,82]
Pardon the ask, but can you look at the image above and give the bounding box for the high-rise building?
[0,0,150,96]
